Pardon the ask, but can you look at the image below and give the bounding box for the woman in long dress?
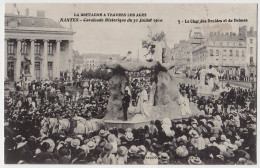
[136,86,149,117]
[148,81,156,106]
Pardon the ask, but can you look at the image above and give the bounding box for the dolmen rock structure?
[101,60,202,123]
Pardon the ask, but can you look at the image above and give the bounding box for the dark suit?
[122,93,130,121]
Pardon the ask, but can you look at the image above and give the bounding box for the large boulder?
[103,72,128,120]
[154,71,180,105]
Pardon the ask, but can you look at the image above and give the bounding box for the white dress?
[179,95,191,116]
[148,82,156,106]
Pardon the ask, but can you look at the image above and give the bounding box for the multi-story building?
[173,40,191,70]
[192,26,257,79]
[173,27,204,72]
[82,53,121,70]
[192,31,247,77]
[5,9,74,81]
[243,26,257,78]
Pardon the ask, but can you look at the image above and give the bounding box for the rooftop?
[5,13,67,29]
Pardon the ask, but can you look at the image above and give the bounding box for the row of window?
[209,41,246,47]
[193,56,254,65]
[7,42,58,55]
[209,49,246,57]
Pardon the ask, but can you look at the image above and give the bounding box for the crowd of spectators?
[4,73,257,165]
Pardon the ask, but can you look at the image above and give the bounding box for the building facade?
[192,32,247,77]
[192,26,257,78]
[173,27,204,71]
[244,26,257,77]
[5,10,74,81]
[82,53,121,70]
[173,40,192,70]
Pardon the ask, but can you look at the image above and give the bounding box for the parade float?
[196,66,228,99]
[101,59,203,129]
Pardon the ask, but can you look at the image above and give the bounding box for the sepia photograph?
[3,3,257,165]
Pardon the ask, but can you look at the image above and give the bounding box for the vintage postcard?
[3,3,258,165]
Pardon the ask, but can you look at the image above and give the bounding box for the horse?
[41,117,104,135]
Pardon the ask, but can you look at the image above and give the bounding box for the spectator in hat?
[108,134,118,154]
[188,156,205,165]
[97,143,117,164]
[58,147,71,164]
[34,142,54,163]
[116,146,128,164]
[175,145,189,164]
[159,152,169,164]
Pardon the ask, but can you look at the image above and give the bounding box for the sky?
[5,3,257,58]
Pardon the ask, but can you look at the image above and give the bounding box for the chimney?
[25,8,29,16]
[37,10,45,18]
[250,27,254,33]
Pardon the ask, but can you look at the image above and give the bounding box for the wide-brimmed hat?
[86,141,96,150]
[210,137,217,142]
[41,139,55,152]
[117,146,128,157]
[108,134,117,143]
[99,129,109,137]
[103,143,113,153]
[138,145,147,155]
[177,135,188,142]
[80,144,89,154]
[200,119,207,125]
[159,152,169,163]
[188,156,204,165]
[191,119,198,125]
[176,146,188,157]
[65,137,73,144]
[217,144,227,153]
[76,135,84,141]
[235,140,242,147]
[226,144,236,151]
[220,135,226,141]
[221,151,234,158]
[129,145,139,154]
[17,140,27,149]
[125,132,134,141]
[15,135,27,149]
[71,139,80,148]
